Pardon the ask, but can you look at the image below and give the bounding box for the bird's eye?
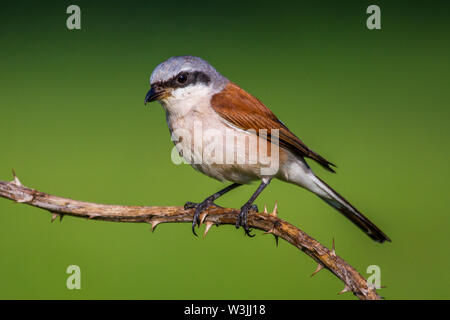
[177,73,188,84]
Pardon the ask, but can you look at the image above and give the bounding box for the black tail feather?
[315,177,391,243]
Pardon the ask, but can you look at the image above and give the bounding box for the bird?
[144,55,390,243]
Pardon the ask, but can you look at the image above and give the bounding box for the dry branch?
[0,173,381,300]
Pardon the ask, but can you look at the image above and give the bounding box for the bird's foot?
[235,204,258,237]
[184,199,221,236]
[184,201,200,210]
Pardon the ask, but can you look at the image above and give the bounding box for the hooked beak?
[144,86,166,105]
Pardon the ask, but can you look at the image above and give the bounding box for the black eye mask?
[153,71,211,90]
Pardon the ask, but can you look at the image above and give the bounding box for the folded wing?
[211,82,336,173]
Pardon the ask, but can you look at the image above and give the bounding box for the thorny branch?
[0,172,381,300]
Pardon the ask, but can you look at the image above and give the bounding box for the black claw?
[191,220,198,237]
[245,229,255,237]
[192,207,202,236]
[185,201,200,236]
[186,198,217,237]
[243,209,255,237]
[236,204,256,237]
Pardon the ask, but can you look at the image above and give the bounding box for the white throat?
[160,84,220,118]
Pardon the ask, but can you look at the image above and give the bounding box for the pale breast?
[161,97,281,184]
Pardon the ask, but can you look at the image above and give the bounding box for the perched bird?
[145,55,390,243]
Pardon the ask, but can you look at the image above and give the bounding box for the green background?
[0,0,449,300]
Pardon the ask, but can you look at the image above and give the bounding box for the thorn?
[11,169,33,203]
[11,169,23,187]
[311,263,324,277]
[338,285,351,295]
[50,212,64,223]
[262,227,278,246]
[13,175,23,187]
[88,213,100,220]
[51,213,59,223]
[199,212,208,226]
[330,238,336,257]
[271,201,278,217]
[203,221,213,238]
[263,204,268,214]
[150,220,161,232]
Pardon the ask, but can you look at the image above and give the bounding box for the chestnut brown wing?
[211,82,336,173]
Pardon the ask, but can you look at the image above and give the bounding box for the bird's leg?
[185,183,242,236]
[237,178,272,237]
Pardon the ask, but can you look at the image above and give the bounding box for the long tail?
[310,174,391,243]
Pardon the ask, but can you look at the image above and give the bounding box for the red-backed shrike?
[145,56,390,243]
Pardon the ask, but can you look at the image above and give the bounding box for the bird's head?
[145,56,228,109]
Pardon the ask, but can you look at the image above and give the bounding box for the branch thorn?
[203,221,213,238]
[330,238,336,257]
[199,212,208,226]
[263,204,268,214]
[11,169,23,187]
[271,200,278,217]
[263,227,278,246]
[338,285,351,295]
[311,263,324,277]
[50,212,64,222]
[51,213,59,223]
[150,220,161,232]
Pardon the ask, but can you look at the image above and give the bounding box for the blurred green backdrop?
[0,0,449,300]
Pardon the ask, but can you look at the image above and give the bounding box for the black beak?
[144,86,165,105]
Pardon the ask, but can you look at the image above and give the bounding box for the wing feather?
[211,82,336,173]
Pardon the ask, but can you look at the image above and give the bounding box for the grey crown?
[150,56,228,90]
